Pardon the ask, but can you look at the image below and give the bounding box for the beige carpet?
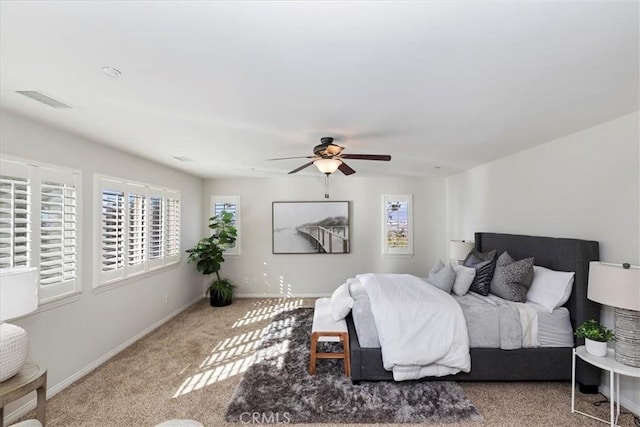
[16,298,637,426]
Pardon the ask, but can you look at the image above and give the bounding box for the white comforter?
[357,273,471,381]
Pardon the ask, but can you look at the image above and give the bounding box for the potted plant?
[186,211,238,307]
[575,319,614,357]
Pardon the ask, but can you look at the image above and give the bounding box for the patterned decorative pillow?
[490,252,535,302]
[463,250,497,296]
[426,260,456,293]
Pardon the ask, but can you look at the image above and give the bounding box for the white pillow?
[526,265,575,313]
[451,263,476,296]
[330,282,354,321]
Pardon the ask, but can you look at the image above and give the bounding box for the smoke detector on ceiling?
[101,66,121,77]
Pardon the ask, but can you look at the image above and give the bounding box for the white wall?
[203,174,447,297]
[0,109,204,420]
[446,112,640,414]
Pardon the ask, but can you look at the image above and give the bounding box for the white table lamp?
[450,240,475,263]
[0,267,39,382]
[587,261,640,367]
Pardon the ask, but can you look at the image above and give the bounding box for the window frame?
[210,195,241,256]
[94,175,180,290]
[0,156,82,304]
[381,194,413,256]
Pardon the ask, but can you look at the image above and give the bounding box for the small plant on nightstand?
[575,319,614,357]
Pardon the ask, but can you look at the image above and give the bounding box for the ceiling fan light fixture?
[314,158,342,174]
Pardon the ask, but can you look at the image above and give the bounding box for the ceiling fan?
[268,137,392,176]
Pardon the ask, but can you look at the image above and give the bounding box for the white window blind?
[40,169,77,287]
[127,190,146,274]
[101,188,125,280]
[0,162,31,269]
[1,158,81,303]
[95,176,180,287]
[148,196,163,261]
[165,195,180,263]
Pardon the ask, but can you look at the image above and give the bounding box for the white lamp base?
[0,322,30,382]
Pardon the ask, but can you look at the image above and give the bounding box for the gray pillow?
[490,251,535,302]
[427,260,456,293]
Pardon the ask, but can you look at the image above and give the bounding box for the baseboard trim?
[4,295,203,424]
[599,383,640,417]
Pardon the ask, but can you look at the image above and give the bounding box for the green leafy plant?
[575,319,615,342]
[186,211,238,304]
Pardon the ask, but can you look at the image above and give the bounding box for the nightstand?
[572,346,640,426]
[0,362,47,427]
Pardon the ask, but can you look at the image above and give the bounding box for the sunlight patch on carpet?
[173,301,301,397]
[232,298,304,328]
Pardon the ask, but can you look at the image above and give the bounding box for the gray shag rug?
[226,307,483,424]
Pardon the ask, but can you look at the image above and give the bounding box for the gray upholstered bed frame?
[347,232,601,392]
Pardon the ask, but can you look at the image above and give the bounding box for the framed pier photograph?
[272,201,350,254]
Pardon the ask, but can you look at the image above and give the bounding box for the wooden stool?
[309,298,350,377]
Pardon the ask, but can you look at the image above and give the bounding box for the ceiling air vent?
[16,90,72,108]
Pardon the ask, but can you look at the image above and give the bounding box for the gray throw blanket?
[454,292,523,350]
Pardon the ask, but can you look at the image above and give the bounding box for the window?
[210,195,240,256]
[0,162,30,269]
[95,176,180,288]
[0,157,81,303]
[382,194,413,255]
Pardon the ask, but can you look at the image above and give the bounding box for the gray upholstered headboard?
[475,232,600,338]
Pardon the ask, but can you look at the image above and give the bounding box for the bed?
[346,232,601,392]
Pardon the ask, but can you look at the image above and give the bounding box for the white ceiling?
[1,1,638,179]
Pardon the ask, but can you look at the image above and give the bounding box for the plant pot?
[585,338,607,357]
[210,292,232,307]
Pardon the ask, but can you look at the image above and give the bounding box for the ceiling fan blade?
[340,154,391,161]
[338,162,356,175]
[288,161,315,174]
[267,155,315,161]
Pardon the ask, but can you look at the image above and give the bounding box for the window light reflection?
[172,299,303,398]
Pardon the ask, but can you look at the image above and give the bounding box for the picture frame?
[272,201,350,254]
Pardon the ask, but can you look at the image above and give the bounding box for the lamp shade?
[449,240,475,261]
[0,267,39,322]
[587,261,640,311]
[314,158,342,174]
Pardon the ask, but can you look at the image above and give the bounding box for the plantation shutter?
[38,167,79,301]
[100,183,126,284]
[127,188,146,275]
[148,195,164,269]
[0,161,31,269]
[164,195,180,264]
[95,176,179,288]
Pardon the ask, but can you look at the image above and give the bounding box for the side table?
[0,362,47,427]
[572,346,640,426]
